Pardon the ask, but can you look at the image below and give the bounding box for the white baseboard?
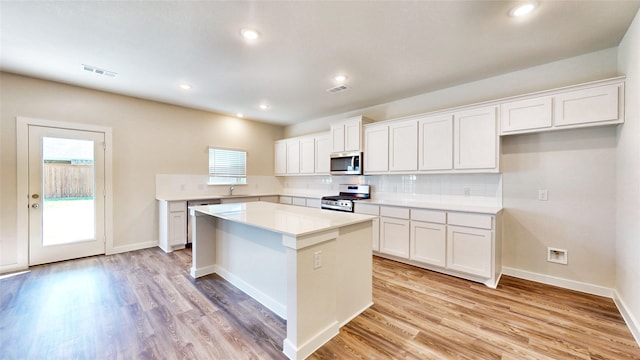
[613,290,640,347]
[107,240,158,255]
[0,263,28,275]
[502,266,614,297]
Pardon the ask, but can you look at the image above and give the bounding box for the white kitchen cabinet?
[299,137,315,174]
[274,140,287,175]
[453,106,498,171]
[305,198,321,208]
[314,133,331,174]
[279,196,293,205]
[159,200,187,253]
[501,96,553,134]
[446,225,492,278]
[363,122,389,173]
[499,78,624,135]
[554,83,620,127]
[292,197,307,207]
[379,206,410,258]
[286,139,300,174]
[389,119,418,172]
[354,203,380,251]
[410,209,447,267]
[410,221,447,268]
[331,116,371,153]
[418,114,453,171]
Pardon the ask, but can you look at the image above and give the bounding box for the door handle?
[31,203,40,209]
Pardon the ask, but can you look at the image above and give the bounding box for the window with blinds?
[208,147,247,185]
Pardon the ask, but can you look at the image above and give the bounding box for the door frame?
[16,117,113,268]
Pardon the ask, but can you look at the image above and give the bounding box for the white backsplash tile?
[281,173,502,207]
[156,174,282,198]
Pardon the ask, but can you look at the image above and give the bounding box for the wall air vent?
[82,64,117,77]
[326,84,350,93]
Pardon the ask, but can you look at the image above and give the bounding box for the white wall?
[284,48,623,291]
[0,73,284,272]
[616,10,640,341]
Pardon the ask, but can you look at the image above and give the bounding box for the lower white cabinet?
[380,217,410,258]
[446,225,492,278]
[360,202,502,288]
[379,206,410,258]
[159,200,187,253]
[410,221,447,268]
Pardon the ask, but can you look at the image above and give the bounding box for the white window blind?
[208,147,247,185]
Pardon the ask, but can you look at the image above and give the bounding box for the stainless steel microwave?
[330,151,363,175]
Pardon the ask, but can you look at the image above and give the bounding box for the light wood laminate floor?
[1,248,638,359]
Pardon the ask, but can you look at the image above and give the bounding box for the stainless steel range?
[321,184,371,212]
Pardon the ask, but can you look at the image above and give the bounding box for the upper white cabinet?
[274,140,287,175]
[299,137,315,174]
[554,83,620,127]
[331,116,372,153]
[501,96,552,133]
[314,133,331,174]
[389,119,418,172]
[286,139,300,174]
[500,78,624,135]
[364,123,389,173]
[453,106,498,171]
[418,114,453,171]
[274,132,330,176]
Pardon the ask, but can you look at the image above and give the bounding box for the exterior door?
[28,125,106,265]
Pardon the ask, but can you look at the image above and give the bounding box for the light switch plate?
[538,189,548,201]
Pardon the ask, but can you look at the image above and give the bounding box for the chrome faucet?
[229,185,235,195]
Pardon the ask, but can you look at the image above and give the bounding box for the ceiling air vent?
[326,84,350,93]
[82,64,117,77]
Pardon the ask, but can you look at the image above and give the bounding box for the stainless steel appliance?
[330,151,363,175]
[321,184,371,212]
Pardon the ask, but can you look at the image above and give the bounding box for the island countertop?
[190,201,376,237]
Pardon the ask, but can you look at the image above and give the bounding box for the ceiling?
[1,1,638,126]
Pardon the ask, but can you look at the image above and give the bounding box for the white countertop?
[361,199,502,215]
[190,202,376,237]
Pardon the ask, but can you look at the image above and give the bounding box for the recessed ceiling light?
[259,103,270,110]
[179,84,192,90]
[334,74,348,83]
[241,28,260,41]
[510,3,536,17]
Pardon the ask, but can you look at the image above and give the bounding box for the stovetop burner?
[321,185,371,212]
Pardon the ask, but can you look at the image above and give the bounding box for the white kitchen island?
[189,201,375,360]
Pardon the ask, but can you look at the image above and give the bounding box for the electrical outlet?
[538,189,548,201]
[313,251,322,269]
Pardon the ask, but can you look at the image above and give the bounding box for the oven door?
[330,152,362,175]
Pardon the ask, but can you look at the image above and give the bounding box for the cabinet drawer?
[354,203,379,216]
[306,198,321,208]
[279,196,293,205]
[292,197,306,206]
[380,206,410,219]
[410,209,446,224]
[447,212,493,230]
[169,201,186,212]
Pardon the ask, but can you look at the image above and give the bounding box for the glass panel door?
[29,125,105,266]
